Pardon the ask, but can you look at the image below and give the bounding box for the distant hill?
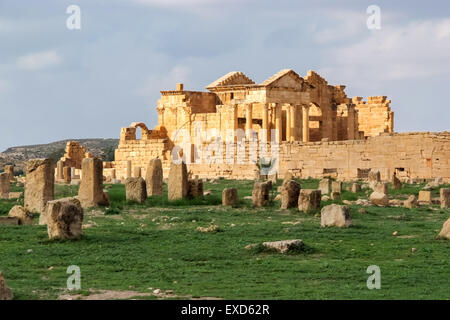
[0,138,119,174]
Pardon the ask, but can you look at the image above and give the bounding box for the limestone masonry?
[106,69,448,182]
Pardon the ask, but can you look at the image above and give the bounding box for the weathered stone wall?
[353,96,394,137]
[113,131,450,182]
[114,139,170,180]
[279,132,450,182]
[60,141,91,169]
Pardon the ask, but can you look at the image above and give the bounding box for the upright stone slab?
[331,181,342,193]
[125,177,147,203]
[280,180,301,209]
[222,188,238,206]
[4,165,15,182]
[187,178,203,198]
[0,272,13,300]
[24,159,54,214]
[351,183,361,193]
[63,166,71,184]
[392,174,402,190]
[0,172,10,199]
[44,197,84,240]
[252,181,271,207]
[126,160,132,179]
[167,162,188,200]
[298,189,321,213]
[133,166,141,178]
[78,158,109,208]
[418,190,432,204]
[319,178,331,195]
[146,158,163,196]
[440,188,450,209]
[56,161,64,181]
[368,170,381,189]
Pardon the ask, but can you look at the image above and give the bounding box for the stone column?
[245,103,253,139]
[347,105,356,140]
[261,103,269,143]
[4,165,14,182]
[63,166,71,184]
[275,103,282,143]
[111,168,116,180]
[126,160,132,178]
[133,166,141,178]
[0,172,10,198]
[289,104,297,141]
[302,105,310,142]
[286,104,291,142]
[56,161,64,181]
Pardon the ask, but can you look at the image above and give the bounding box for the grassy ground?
[0,179,449,300]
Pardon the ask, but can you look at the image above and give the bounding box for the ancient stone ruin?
[167,162,188,200]
[222,188,238,206]
[146,158,163,196]
[319,178,331,195]
[438,218,450,239]
[280,180,301,209]
[8,205,34,225]
[369,182,389,206]
[125,177,147,203]
[440,188,450,209]
[78,158,109,208]
[0,172,10,199]
[0,272,13,300]
[321,204,352,228]
[187,177,203,198]
[252,181,272,207]
[24,159,54,214]
[298,189,321,213]
[41,197,84,240]
[4,165,15,182]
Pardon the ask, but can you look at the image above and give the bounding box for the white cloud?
[319,18,450,88]
[133,0,248,7]
[312,10,367,44]
[0,79,11,93]
[17,50,62,70]
[136,65,191,97]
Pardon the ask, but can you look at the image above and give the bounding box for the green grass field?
[0,179,449,300]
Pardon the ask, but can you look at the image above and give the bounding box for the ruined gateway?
[107,69,449,182]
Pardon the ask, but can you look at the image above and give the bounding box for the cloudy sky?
[1,0,449,151]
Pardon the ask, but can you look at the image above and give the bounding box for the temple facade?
[111,69,450,182]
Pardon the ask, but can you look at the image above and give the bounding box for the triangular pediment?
[261,69,305,90]
[206,71,256,89]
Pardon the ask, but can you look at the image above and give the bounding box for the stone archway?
[129,122,150,140]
